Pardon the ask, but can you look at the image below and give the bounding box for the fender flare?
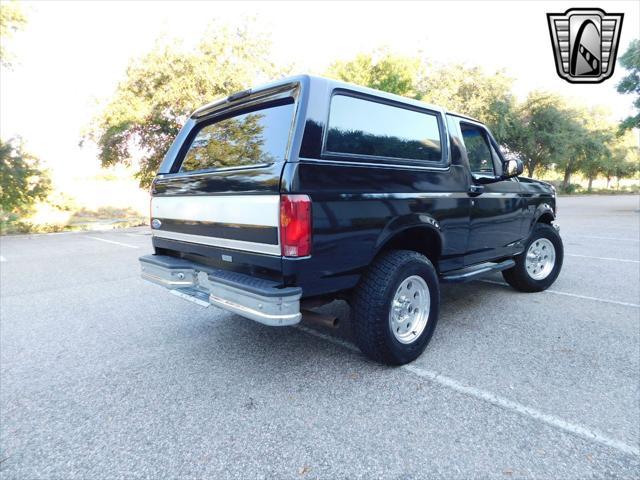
[531,203,555,229]
[373,213,444,258]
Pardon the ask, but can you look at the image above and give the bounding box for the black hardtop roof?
[191,74,483,124]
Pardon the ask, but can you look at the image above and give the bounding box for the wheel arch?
[374,217,443,267]
[531,203,555,229]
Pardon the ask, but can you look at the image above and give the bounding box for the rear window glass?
[180,101,294,172]
[325,94,442,162]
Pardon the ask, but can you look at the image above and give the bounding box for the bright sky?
[1,0,638,180]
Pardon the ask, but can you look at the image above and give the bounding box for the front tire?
[502,223,563,292]
[351,250,440,365]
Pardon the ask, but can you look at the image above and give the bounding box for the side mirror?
[502,159,523,179]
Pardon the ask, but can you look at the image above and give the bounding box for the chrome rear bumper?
[139,255,302,326]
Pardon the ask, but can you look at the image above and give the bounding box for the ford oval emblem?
[151,218,162,229]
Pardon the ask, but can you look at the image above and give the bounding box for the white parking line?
[566,253,639,264]
[0,255,6,262]
[124,232,150,237]
[296,325,640,458]
[480,280,640,308]
[566,234,639,243]
[87,236,139,249]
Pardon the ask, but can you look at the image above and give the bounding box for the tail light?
[280,194,312,257]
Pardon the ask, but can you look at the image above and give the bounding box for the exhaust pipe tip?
[301,309,339,329]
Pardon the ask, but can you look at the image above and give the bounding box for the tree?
[602,133,640,188]
[87,20,288,187]
[616,39,640,132]
[502,92,580,179]
[577,130,611,192]
[327,56,517,143]
[327,49,422,97]
[557,106,623,191]
[181,113,270,171]
[0,0,27,68]
[417,64,516,141]
[0,138,51,216]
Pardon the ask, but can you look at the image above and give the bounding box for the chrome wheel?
[525,238,556,280]
[389,275,430,344]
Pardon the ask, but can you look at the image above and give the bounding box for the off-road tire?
[502,223,564,292]
[351,250,440,365]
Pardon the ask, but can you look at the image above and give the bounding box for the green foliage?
[0,215,69,235]
[0,0,26,68]
[327,55,518,143]
[182,113,270,171]
[93,38,638,191]
[551,106,614,189]
[0,138,51,216]
[501,92,579,178]
[418,64,516,141]
[67,206,146,229]
[616,39,640,131]
[573,129,611,191]
[327,49,422,97]
[600,133,640,187]
[88,20,288,187]
[324,51,638,188]
[559,183,583,194]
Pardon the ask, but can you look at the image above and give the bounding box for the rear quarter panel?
[282,161,471,297]
[282,78,472,297]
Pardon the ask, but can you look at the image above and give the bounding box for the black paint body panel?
[150,75,557,299]
[156,219,278,245]
[153,237,283,283]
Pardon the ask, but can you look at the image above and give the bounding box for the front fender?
[530,203,556,230]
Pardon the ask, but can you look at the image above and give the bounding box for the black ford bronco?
[139,75,563,365]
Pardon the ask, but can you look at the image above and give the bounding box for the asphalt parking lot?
[1,195,638,479]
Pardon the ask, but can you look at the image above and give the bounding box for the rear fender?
[374,214,444,263]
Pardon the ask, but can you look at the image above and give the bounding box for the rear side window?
[325,94,442,162]
[179,101,294,173]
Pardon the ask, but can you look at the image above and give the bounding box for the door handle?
[468,184,484,196]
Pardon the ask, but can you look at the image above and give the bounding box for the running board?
[440,259,516,283]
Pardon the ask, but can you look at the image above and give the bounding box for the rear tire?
[502,223,563,292]
[351,250,440,365]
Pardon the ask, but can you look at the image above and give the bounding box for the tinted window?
[326,95,442,162]
[460,123,495,175]
[180,101,294,172]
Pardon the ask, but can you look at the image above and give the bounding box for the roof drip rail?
[227,89,252,102]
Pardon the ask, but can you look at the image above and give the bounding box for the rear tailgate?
[149,82,302,282]
[151,194,280,255]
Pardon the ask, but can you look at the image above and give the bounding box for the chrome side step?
[440,259,516,283]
